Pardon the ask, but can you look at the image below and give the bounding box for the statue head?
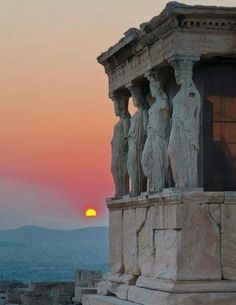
[174,68,182,85]
[172,60,194,86]
[112,93,129,117]
[146,73,167,101]
[119,95,129,116]
[128,84,145,108]
[148,75,161,99]
[146,93,155,107]
[113,99,120,117]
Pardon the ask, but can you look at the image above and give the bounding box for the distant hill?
[0,226,109,283]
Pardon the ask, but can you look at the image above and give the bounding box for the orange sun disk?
[85,208,97,217]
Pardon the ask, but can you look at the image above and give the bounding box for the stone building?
[83,2,236,305]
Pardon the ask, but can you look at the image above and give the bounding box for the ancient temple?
[83,2,236,305]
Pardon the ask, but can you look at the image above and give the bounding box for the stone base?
[82,294,138,305]
[83,289,236,305]
[128,286,236,305]
[98,191,236,305]
[137,276,236,293]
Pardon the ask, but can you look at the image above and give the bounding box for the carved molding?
[98,2,236,78]
[97,2,236,95]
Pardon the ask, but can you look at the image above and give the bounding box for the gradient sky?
[0,0,235,229]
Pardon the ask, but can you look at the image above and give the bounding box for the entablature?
[97,2,236,95]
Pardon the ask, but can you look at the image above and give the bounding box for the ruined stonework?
[86,2,236,305]
[73,270,102,305]
[20,281,75,305]
[1,270,102,305]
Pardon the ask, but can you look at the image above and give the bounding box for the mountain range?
[0,225,109,283]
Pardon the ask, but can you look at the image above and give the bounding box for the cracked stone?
[110,210,124,273]
[222,204,236,280]
[123,209,139,275]
[154,203,221,280]
[137,207,156,277]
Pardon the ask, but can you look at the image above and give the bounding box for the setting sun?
[85,208,97,217]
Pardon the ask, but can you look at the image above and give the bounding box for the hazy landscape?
[0,226,108,283]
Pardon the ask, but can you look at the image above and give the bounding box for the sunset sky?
[0,0,235,229]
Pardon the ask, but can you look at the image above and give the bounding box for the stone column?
[141,71,171,194]
[126,83,148,197]
[168,56,201,188]
[110,91,130,198]
[97,91,131,297]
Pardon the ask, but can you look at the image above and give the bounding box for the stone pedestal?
[84,190,236,305]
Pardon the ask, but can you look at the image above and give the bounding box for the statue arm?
[143,110,149,135]
[123,117,130,139]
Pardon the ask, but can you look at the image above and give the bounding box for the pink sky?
[0,0,235,229]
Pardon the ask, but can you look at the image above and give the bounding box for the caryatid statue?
[111,92,130,198]
[141,72,170,193]
[168,59,201,188]
[127,84,148,197]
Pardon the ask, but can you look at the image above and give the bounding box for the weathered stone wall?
[93,191,236,305]
[107,191,229,282]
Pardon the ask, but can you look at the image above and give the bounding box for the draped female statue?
[141,74,170,193]
[111,94,130,198]
[127,85,148,197]
[168,60,201,188]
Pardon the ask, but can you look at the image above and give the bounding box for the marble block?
[128,286,236,305]
[222,204,236,280]
[122,209,139,275]
[82,294,139,305]
[109,210,124,273]
[137,207,155,277]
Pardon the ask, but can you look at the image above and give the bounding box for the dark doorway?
[204,96,236,191]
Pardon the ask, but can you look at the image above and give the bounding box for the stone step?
[82,289,236,305]
[128,286,236,305]
[82,295,140,305]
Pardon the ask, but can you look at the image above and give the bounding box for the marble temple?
[83,2,236,305]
